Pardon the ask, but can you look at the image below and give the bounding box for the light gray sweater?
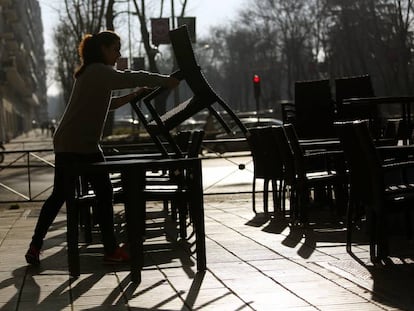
[53,63,169,153]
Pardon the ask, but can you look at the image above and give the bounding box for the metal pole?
[171,0,180,106]
[27,152,32,200]
[128,0,132,62]
[171,0,175,28]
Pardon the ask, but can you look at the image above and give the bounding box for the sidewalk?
[0,131,413,310]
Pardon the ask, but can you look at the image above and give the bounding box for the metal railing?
[0,138,254,203]
[0,148,55,203]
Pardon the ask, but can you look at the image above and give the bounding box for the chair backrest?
[282,124,306,177]
[280,100,296,125]
[247,126,283,179]
[334,75,375,121]
[170,26,215,98]
[187,130,205,158]
[294,79,335,139]
[335,120,381,206]
[175,131,192,154]
[335,75,374,105]
[272,126,296,184]
[131,25,247,157]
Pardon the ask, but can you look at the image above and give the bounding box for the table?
[342,96,414,145]
[68,157,206,283]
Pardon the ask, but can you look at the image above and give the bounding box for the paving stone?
[1,145,414,310]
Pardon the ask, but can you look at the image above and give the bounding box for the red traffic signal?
[253,74,261,98]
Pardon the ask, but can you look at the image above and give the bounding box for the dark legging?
[30,152,117,254]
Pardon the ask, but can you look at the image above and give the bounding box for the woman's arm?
[109,87,152,110]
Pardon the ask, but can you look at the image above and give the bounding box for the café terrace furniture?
[247,127,284,215]
[334,74,375,121]
[129,25,247,157]
[78,127,204,242]
[274,124,347,224]
[336,120,414,262]
[69,157,206,283]
[342,96,414,145]
[294,79,336,140]
[69,25,250,283]
[106,130,205,238]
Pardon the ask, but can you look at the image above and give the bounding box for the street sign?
[177,17,196,43]
[151,18,170,45]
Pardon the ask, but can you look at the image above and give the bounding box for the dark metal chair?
[334,74,375,120]
[294,79,336,139]
[78,130,205,248]
[336,120,414,262]
[247,127,284,215]
[273,124,347,224]
[334,74,391,143]
[112,130,205,239]
[130,25,247,157]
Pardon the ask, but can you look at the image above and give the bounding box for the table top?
[342,96,414,105]
[83,156,202,173]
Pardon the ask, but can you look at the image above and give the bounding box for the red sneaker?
[25,245,40,265]
[103,245,130,264]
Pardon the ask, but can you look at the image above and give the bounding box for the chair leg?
[67,200,80,278]
[368,211,378,262]
[263,179,269,215]
[289,185,298,224]
[252,177,257,214]
[345,195,354,254]
[282,183,288,215]
[163,200,169,214]
[271,179,279,214]
[279,180,285,215]
[82,205,93,244]
[376,214,389,261]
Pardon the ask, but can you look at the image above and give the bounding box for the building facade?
[0,0,47,142]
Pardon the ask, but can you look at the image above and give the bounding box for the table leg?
[122,168,145,283]
[66,199,80,277]
[189,160,206,271]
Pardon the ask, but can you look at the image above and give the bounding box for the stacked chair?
[73,25,247,277]
[336,120,414,262]
[247,127,284,215]
[271,125,346,224]
[129,25,247,157]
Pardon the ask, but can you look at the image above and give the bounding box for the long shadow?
[250,206,414,310]
[0,242,122,310]
[346,248,414,310]
[0,205,202,310]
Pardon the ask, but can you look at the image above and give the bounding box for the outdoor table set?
[64,25,248,283]
[274,76,414,262]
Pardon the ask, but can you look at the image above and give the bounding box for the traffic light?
[253,74,261,99]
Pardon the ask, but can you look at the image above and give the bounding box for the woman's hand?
[165,76,180,89]
[131,87,154,99]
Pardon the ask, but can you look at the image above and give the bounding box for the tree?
[324,0,414,95]
[130,0,189,114]
[55,0,117,104]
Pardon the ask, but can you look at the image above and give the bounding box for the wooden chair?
[336,120,414,262]
[247,127,284,215]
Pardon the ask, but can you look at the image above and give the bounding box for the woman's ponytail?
[74,31,120,78]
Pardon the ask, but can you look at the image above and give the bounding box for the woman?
[25,30,179,265]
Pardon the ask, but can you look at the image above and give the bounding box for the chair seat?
[305,172,342,184]
[385,186,414,205]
